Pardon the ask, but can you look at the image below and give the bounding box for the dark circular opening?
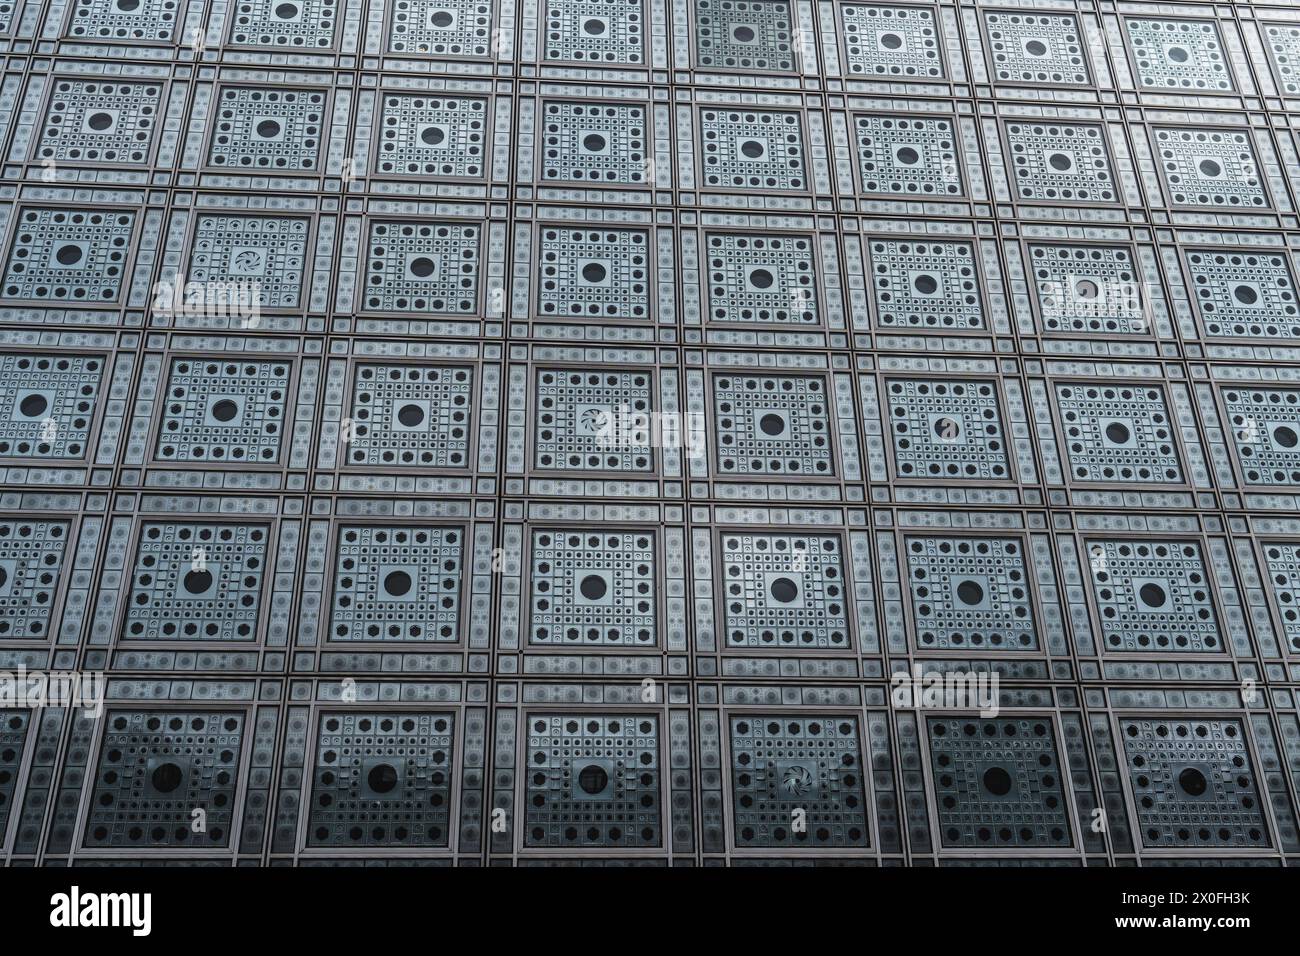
[183,569,213,594]
[56,244,83,266]
[256,119,281,139]
[581,262,607,283]
[896,146,920,165]
[87,112,114,132]
[397,403,425,427]
[1233,284,1259,305]
[933,417,960,440]
[733,25,755,42]
[580,574,607,601]
[740,140,765,159]
[982,766,1013,796]
[409,257,435,278]
[956,579,984,606]
[1274,425,1298,449]
[368,763,399,793]
[117,0,140,9]
[759,412,785,436]
[1105,421,1131,444]
[384,571,413,597]
[1178,767,1208,797]
[1198,159,1222,178]
[1168,47,1189,64]
[583,18,606,35]
[770,577,799,603]
[421,126,445,146]
[431,10,454,27]
[582,133,607,152]
[578,764,609,795]
[150,762,183,793]
[1075,279,1099,300]
[1049,153,1073,172]
[211,399,239,423]
[749,268,774,289]
[880,32,903,50]
[1138,582,1167,608]
[18,394,47,418]
[1025,39,1048,56]
[274,2,299,18]
[913,274,938,295]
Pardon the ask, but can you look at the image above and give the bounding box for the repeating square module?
[0,518,69,640]
[85,711,244,848]
[66,0,179,41]
[534,368,654,472]
[208,87,326,171]
[1053,383,1182,483]
[0,353,103,459]
[1125,19,1233,93]
[1261,543,1300,654]
[927,717,1071,848]
[0,712,29,839]
[388,0,493,56]
[718,532,849,649]
[122,521,268,641]
[1005,123,1116,203]
[539,101,649,185]
[37,80,161,165]
[903,536,1035,651]
[524,714,661,848]
[363,221,480,314]
[729,715,868,848]
[308,712,454,847]
[699,109,807,191]
[377,94,488,178]
[1265,24,1300,96]
[885,378,1009,481]
[1084,540,1222,653]
[229,0,338,48]
[528,528,656,646]
[868,240,983,330]
[1119,718,1269,848]
[2,207,134,303]
[853,115,962,197]
[704,233,818,324]
[1153,128,1268,209]
[1186,248,1300,340]
[154,358,290,464]
[1220,386,1300,486]
[537,227,649,320]
[839,4,942,80]
[345,364,472,469]
[330,525,463,642]
[983,12,1089,86]
[1028,245,1146,335]
[712,373,833,477]
[695,0,796,73]
[544,0,644,63]
[187,214,309,311]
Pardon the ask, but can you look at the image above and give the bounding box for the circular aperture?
[256,119,282,139]
[1105,421,1131,444]
[408,257,435,278]
[982,766,1013,796]
[431,10,454,27]
[1168,47,1189,64]
[580,574,607,600]
[733,25,755,42]
[769,577,799,603]
[740,140,765,159]
[578,764,609,795]
[275,2,299,18]
[749,268,774,289]
[583,18,606,35]
[368,763,399,793]
[582,133,606,152]
[88,112,114,132]
[913,274,938,295]
[1198,159,1222,178]
[56,245,83,266]
[1178,767,1208,796]
[18,394,47,418]
[880,33,903,50]
[150,762,183,793]
[933,417,960,440]
[397,403,425,427]
[1233,285,1259,305]
[956,579,984,606]
[759,412,785,436]
[211,399,239,423]
[384,570,413,597]
[1025,39,1048,57]
[581,262,607,283]
[1075,279,1099,300]
[421,126,445,146]
[896,146,920,165]
[1138,582,1167,608]
[183,569,213,594]
[1049,153,1073,172]
[1273,425,1298,449]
